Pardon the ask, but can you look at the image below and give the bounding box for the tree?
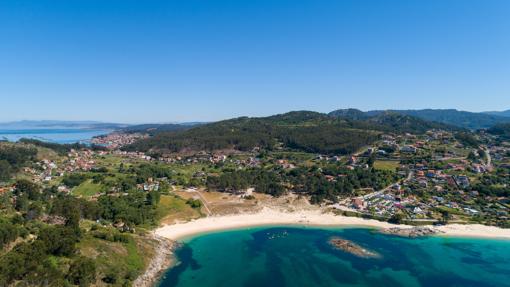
[26,202,43,221]
[0,218,18,249]
[186,199,202,209]
[67,256,97,287]
[14,194,29,212]
[62,173,88,187]
[0,160,12,181]
[367,154,376,167]
[146,190,160,206]
[14,179,40,200]
[388,213,405,224]
[440,210,451,224]
[37,226,79,256]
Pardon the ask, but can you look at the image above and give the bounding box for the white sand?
[435,224,510,239]
[155,208,510,241]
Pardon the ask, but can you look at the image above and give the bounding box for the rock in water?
[328,237,381,258]
[380,226,440,238]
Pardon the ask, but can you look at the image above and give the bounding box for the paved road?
[363,170,413,199]
[338,171,414,206]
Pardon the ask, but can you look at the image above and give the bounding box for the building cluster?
[136,177,160,192]
[113,150,153,161]
[91,133,148,149]
[338,129,510,221]
[66,149,99,172]
[156,152,262,168]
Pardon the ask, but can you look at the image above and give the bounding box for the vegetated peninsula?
[1,108,510,286]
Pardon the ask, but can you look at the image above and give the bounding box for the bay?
[0,129,111,144]
[158,227,510,287]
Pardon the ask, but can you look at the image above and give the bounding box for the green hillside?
[125,111,456,155]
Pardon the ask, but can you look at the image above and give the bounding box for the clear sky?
[1,0,509,123]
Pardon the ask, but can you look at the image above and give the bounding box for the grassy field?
[373,160,400,171]
[73,179,103,197]
[155,194,202,225]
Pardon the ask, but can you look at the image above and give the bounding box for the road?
[185,188,213,215]
[484,148,492,169]
[363,170,413,200]
[338,171,414,206]
[195,190,212,215]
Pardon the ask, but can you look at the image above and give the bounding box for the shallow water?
[158,227,510,287]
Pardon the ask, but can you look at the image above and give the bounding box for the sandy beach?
[155,208,510,241]
[144,208,510,286]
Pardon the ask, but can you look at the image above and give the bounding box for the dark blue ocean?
[0,129,110,144]
[159,227,510,287]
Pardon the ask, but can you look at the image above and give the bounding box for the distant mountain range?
[329,109,510,130]
[0,120,129,130]
[483,110,510,118]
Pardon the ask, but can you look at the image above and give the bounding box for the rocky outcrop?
[328,237,380,258]
[133,235,180,287]
[380,226,440,238]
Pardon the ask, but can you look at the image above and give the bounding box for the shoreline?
[145,208,510,286]
[155,208,510,241]
[133,234,179,287]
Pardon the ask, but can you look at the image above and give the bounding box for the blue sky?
[1,0,509,123]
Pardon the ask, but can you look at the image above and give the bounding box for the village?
[334,131,510,225]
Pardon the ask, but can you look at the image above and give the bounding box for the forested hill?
[329,109,510,130]
[487,123,510,139]
[124,111,455,155]
[125,111,376,155]
[359,112,457,133]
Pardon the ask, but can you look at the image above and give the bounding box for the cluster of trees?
[0,221,96,286]
[281,126,378,155]
[0,144,37,181]
[0,194,95,287]
[470,169,510,197]
[0,217,19,249]
[130,163,173,183]
[63,173,90,187]
[49,186,162,227]
[454,132,480,148]
[207,169,285,196]
[98,190,160,226]
[207,164,399,202]
[287,165,399,203]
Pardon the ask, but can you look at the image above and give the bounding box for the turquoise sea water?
[0,129,110,144]
[158,227,510,287]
